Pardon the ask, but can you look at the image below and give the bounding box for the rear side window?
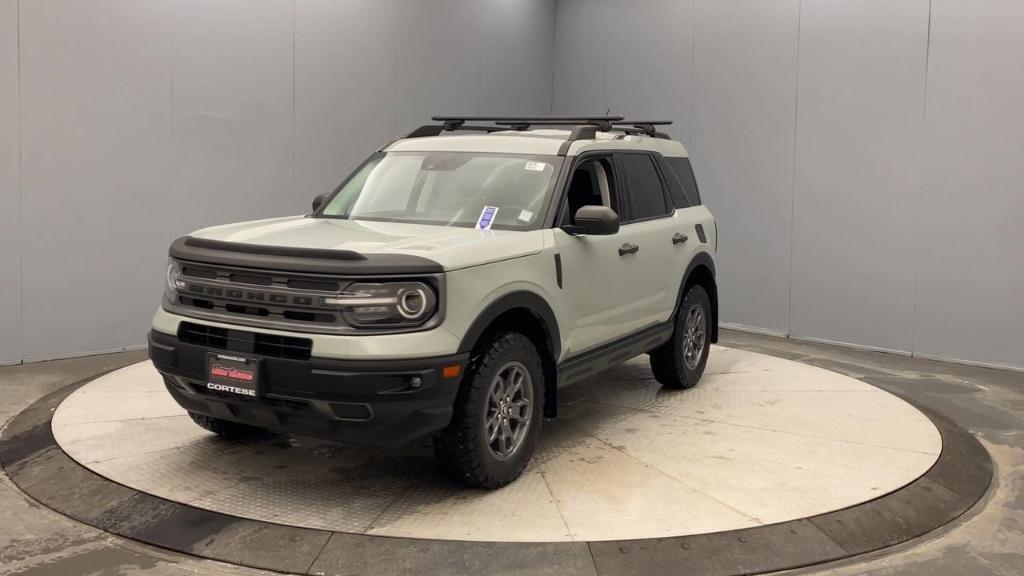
[618,154,670,222]
[665,157,701,207]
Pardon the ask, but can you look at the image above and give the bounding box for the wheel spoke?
[500,419,514,454]
[507,370,522,398]
[509,398,530,421]
[487,414,501,443]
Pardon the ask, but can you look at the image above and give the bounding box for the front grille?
[173,262,347,328]
[178,322,312,361]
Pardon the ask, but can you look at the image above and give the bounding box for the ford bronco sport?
[149,115,718,488]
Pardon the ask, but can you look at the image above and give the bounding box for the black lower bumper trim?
[148,330,468,446]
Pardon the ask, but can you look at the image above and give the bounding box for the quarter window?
[665,156,701,206]
[619,154,670,222]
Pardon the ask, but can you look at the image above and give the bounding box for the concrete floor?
[1,330,1022,575]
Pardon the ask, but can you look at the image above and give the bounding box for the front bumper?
[149,329,469,446]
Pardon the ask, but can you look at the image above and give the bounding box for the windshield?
[318,152,563,230]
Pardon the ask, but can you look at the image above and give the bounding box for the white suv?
[149,116,718,488]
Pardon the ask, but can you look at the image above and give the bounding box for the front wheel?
[649,285,712,389]
[435,332,544,489]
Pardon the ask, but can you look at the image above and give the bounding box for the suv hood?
[188,215,544,271]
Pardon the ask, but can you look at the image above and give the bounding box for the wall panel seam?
[687,0,696,146]
[16,0,23,365]
[291,0,297,213]
[785,0,803,339]
[911,0,934,359]
[549,0,559,114]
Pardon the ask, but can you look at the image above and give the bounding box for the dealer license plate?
[205,353,261,397]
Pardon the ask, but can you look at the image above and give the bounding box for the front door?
[554,154,655,356]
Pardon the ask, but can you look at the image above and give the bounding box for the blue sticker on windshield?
[476,206,499,230]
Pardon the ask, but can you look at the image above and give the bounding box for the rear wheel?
[188,411,269,438]
[435,332,544,489]
[650,285,712,389]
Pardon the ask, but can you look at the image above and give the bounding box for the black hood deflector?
[170,236,443,276]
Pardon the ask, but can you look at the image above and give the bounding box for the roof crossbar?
[432,115,625,124]
[435,115,623,132]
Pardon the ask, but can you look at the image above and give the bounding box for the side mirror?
[563,205,620,236]
[311,193,330,214]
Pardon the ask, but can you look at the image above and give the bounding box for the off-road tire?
[188,411,268,438]
[435,332,544,489]
[649,285,712,389]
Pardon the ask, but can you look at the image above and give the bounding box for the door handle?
[618,243,639,256]
[672,233,689,245]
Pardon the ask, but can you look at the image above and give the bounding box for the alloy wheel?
[682,305,706,370]
[485,361,533,460]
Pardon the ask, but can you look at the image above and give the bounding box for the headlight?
[323,281,438,328]
[166,260,186,292]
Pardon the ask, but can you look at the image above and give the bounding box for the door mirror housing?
[311,193,330,214]
[563,205,620,236]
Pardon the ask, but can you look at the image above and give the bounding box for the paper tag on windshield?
[476,206,499,230]
[518,209,534,222]
[524,161,546,172]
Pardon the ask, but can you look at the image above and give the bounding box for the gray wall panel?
[19,0,172,361]
[690,0,799,334]
[0,0,19,363]
[294,0,397,213]
[394,0,482,129]
[552,0,1022,369]
[553,0,694,123]
[10,1,1019,369]
[603,0,692,137]
[914,0,1024,369]
[480,0,556,115]
[552,0,608,114]
[789,0,929,353]
[8,0,557,363]
[169,0,296,237]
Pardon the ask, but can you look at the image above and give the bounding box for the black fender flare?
[675,251,719,343]
[457,291,561,361]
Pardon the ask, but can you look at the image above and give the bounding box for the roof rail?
[403,123,506,139]
[612,120,671,136]
[610,121,673,139]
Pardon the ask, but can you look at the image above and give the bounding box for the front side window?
[562,156,618,225]
[618,153,671,222]
[319,152,562,230]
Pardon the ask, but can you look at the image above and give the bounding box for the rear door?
[656,154,715,314]
[613,152,680,327]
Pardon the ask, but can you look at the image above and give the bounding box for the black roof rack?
[493,118,672,138]
[400,115,625,140]
[391,115,672,155]
[432,115,625,124]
